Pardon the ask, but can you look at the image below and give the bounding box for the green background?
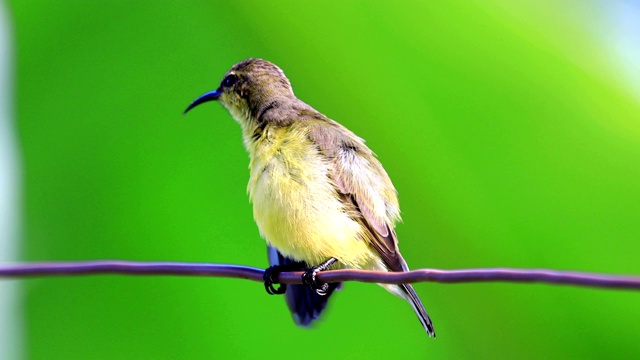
[6,1,640,359]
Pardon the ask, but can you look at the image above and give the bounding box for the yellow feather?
[247,123,379,268]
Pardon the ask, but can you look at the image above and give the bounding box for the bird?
[184,58,435,337]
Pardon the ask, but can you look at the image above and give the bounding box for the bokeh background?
[2,0,640,359]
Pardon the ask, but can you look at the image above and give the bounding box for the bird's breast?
[245,124,374,267]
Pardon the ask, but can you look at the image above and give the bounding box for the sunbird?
[184,59,435,337]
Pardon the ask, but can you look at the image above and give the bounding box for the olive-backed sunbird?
[184,59,435,337]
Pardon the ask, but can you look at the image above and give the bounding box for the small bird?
[184,58,435,337]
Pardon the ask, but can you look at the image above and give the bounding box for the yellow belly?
[246,125,377,268]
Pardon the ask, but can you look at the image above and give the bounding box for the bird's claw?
[301,257,337,296]
[263,265,287,295]
[302,267,330,296]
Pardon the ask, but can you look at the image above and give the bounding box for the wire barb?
[0,260,638,290]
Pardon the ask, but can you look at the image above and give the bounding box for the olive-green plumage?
[185,58,435,337]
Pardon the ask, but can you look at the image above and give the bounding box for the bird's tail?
[400,283,436,338]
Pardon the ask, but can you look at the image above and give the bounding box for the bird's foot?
[302,258,338,296]
[302,268,329,295]
[263,265,288,295]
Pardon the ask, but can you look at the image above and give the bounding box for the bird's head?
[184,58,294,126]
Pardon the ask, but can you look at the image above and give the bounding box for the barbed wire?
[0,260,638,290]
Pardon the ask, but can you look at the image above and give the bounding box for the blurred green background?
[4,0,640,359]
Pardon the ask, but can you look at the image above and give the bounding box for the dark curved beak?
[183,89,222,115]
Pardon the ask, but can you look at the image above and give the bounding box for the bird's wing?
[307,119,407,272]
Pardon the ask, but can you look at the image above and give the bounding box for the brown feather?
[307,119,405,272]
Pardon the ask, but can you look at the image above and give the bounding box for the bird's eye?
[222,74,238,88]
